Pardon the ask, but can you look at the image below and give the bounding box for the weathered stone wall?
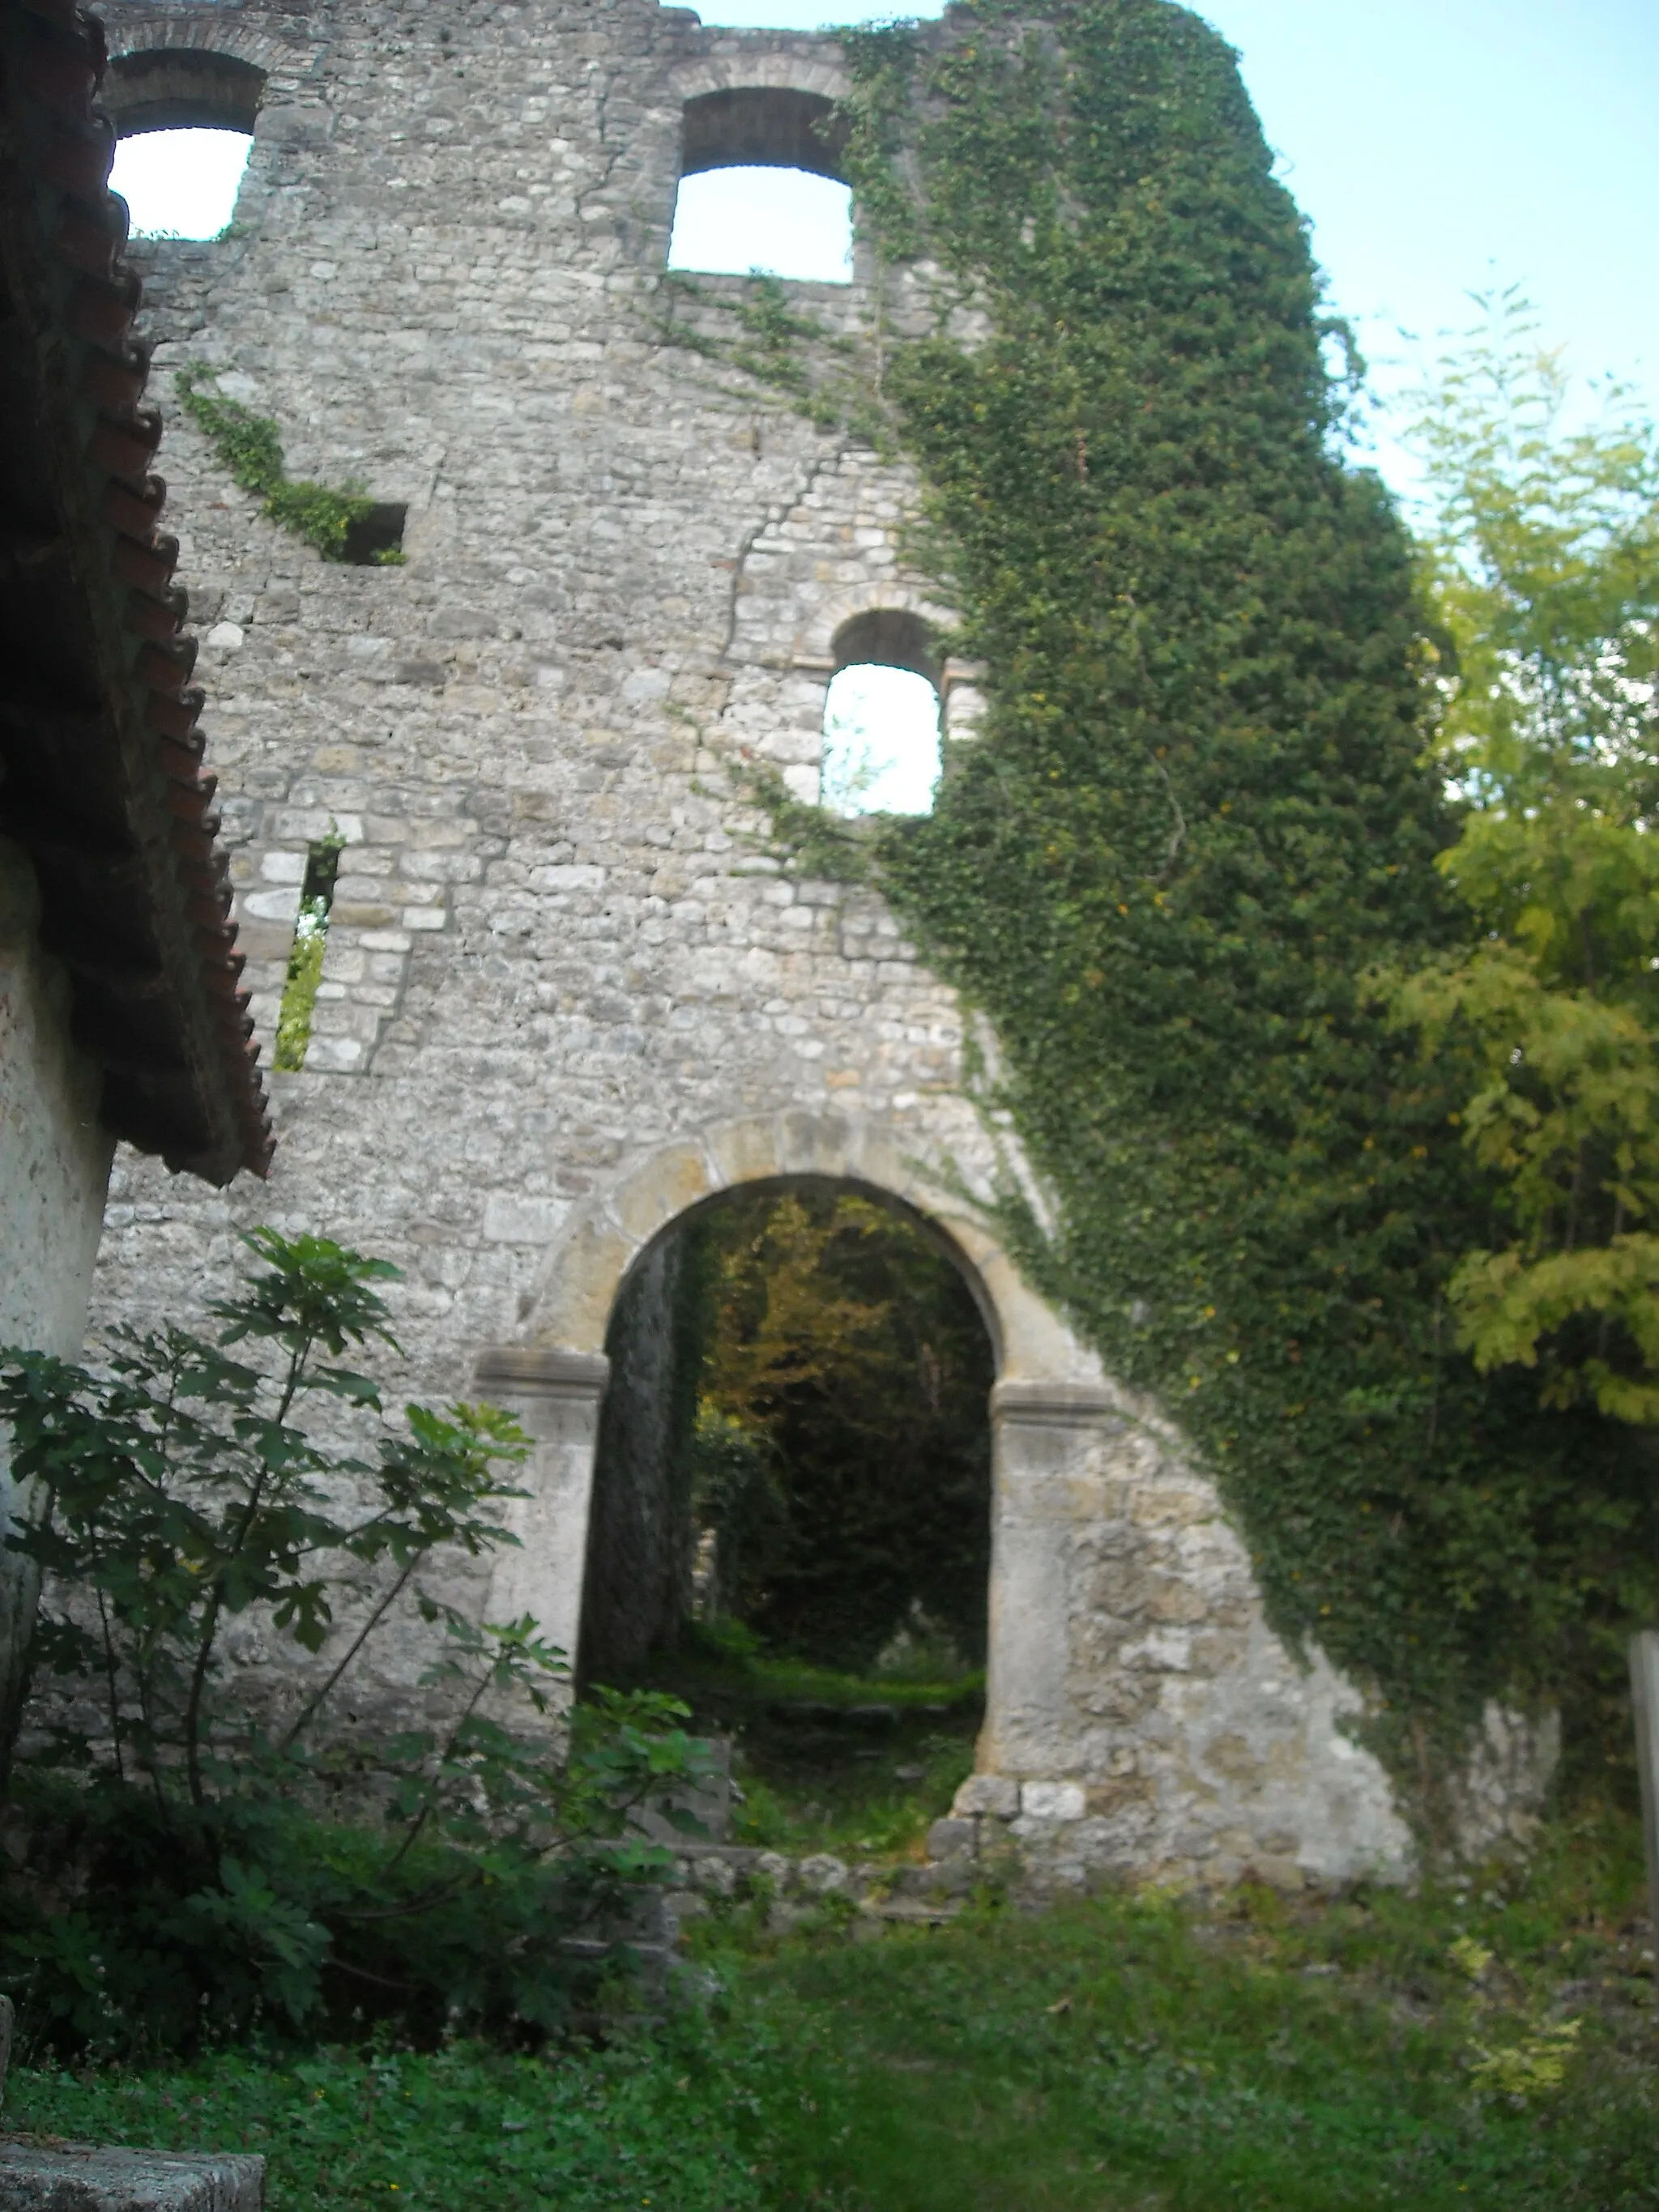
[0,839,115,1756]
[73,0,1520,1885]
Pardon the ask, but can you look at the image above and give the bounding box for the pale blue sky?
[685,0,1659,492]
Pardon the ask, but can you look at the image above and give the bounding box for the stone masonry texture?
[77,0,1555,1887]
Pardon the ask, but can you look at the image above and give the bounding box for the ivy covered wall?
[770,0,1659,1814]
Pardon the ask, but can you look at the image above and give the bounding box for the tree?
[1390,292,1659,1420]
[693,1189,994,1668]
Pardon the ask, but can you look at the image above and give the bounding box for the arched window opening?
[109,129,253,240]
[821,609,943,816]
[104,49,264,240]
[670,87,852,285]
[580,1180,994,1854]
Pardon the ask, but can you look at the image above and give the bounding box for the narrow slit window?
[273,838,343,1072]
[109,127,253,240]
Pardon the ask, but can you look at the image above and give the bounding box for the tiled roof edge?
[0,0,273,1183]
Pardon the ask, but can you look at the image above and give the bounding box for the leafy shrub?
[0,1230,710,2055]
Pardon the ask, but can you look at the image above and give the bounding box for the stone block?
[0,2146,264,2212]
[608,1144,714,1242]
[1021,1780,1086,1822]
[926,1817,975,1860]
[953,1773,1020,1819]
[482,1196,561,1246]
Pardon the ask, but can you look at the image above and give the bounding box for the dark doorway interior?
[578,1180,995,1851]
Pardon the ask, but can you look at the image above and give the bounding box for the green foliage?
[643,1618,980,1858]
[6,1812,1653,2210]
[730,759,872,883]
[2,2030,770,2212]
[712,1808,1657,2210]
[691,1187,994,1668]
[1384,296,1659,1424]
[275,837,345,1073]
[177,373,377,562]
[717,0,1659,1796]
[0,1230,711,2053]
[274,915,327,1070]
[655,273,893,446]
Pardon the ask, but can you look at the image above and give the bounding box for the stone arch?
[103,48,267,138]
[99,19,297,81]
[670,53,853,110]
[794,582,953,673]
[99,19,325,156]
[470,1111,1116,1767]
[680,87,848,185]
[833,606,942,689]
[577,1167,1003,1689]
[505,1110,1103,1388]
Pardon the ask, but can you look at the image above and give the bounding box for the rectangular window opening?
[272,836,343,1071]
[344,502,408,566]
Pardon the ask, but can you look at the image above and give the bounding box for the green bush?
[0,1230,710,2056]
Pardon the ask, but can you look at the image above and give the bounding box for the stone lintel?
[990,1379,1120,1427]
[473,1346,611,1402]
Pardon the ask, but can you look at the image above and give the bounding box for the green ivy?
[736,0,1659,1819]
[655,271,889,444]
[176,373,386,562]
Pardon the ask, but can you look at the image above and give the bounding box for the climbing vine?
[176,373,402,564]
[783,0,1657,1814]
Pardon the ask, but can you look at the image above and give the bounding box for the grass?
[711,1808,1659,2209]
[629,1621,983,1859]
[6,1808,1657,2210]
[1,2032,770,2212]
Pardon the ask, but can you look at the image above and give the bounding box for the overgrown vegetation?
[650,0,1659,1812]
[274,837,345,1072]
[689,1187,993,1668]
[1385,294,1659,1426]
[0,1233,707,2056]
[176,373,403,565]
[6,1808,1655,2209]
[591,1187,988,1852]
[640,1617,979,1860]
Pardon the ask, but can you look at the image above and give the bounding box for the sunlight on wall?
[821,666,941,816]
[669,165,852,283]
[109,128,253,240]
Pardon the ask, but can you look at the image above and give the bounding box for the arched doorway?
[471,1110,1108,1777]
[575,1178,997,1843]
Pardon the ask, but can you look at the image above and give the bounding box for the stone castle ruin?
[78,0,1450,1891]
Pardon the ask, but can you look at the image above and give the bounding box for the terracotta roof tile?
[0,0,272,1181]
